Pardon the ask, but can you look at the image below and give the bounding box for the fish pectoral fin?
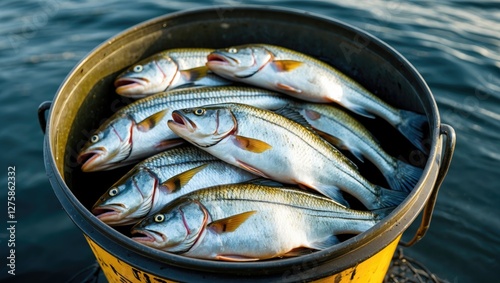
[233,135,272,153]
[276,82,302,94]
[207,211,256,234]
[160,164,208,193]
[155,138,185,151]
[215,255,260,262]
[236,160,269,178]
[309,235,340,250]
[137,110,168,132]
[272,60,303,72]
[180,66,209,81]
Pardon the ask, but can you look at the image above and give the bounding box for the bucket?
[38,6,456,282]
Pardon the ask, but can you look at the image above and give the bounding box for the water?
[0,0,498,282]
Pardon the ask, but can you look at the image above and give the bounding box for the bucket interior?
[46,6,440,277]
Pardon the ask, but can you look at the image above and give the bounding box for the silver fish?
[168,103,408,209]
[295,103,423,193]
[77,86,293,172]
[206,44,427,152]
[92,146,257,226]
[131,184,392,261]
[115,48,230,98]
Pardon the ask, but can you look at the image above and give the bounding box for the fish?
[77,86,294,172]
[92,146,258,226]
[295,103,423,193]
[206,44,428,152]
[115,48,231,98]
[167,102,408,209]
[131,184,393,261]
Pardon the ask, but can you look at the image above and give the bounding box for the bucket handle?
[400,123,456,247]
[38,101,52,135]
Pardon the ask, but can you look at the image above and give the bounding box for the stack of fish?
[78,44,426,261]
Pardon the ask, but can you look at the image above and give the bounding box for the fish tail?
[397,110,428,153]
[385,160,424,193]
[376,186,409,209]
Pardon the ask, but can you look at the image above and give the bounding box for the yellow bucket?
[39,6,455,282]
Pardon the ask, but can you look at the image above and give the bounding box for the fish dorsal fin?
[275,106,314,131]
[272,60,303,72]
[233,135,272,153]
[207,211,257,234]
[314,129,365,163]
[137,110,168,132]
[160,164,208,193]
[180,66,208,81]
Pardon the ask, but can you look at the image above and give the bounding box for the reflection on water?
[1,0,498,282]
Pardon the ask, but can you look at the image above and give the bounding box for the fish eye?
[194,108,205,116]
[109,188,119,197]
[154,214,165,223]
[91,135,99,143]
[133,65,143,73]
[228,47,238,53]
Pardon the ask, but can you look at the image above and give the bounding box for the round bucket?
[39,6,456,283]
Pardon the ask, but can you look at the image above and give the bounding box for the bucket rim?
[44,4,442,276]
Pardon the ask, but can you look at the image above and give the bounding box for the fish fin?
[160,164,208,193]
[375,186,409,209]
[180,66,209,82]
[233,135,272,153]
[272,60,303,72]
[303,108,322,120]
[236,160,269,178]
[207,211,257,234]
[341,100,376,119]
[281,247,315,258]
[309,235,340,250]
[369,207,396,221]
[215,255,259,262]
[246,178,285,187]
[396,110,428,153]
[276,82,302,94]
[137,110,168,132]
[155,138,185,151]
[275,106,312,128]
[385,160,423,193]
[296,181,350,208]
[314,129,365,163]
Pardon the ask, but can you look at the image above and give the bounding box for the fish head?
[77,115,134,172]
[92,168,158,226]
[114,54,178,97]
[168,105,237,147]
[206,45,273,79]
[131,200,209,253]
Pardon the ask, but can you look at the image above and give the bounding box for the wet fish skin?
[206,44,427,152]
[295,103,423,192]
[115,48,231,98]
[168,102,408,209]
[77,86,294,172]
[92,146,258,226]
[132,184,392,261]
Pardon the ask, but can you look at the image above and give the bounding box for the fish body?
[77,86,293,172]
[168,103,408,209]
[132,184,390,261]
[92,146,257,226]
[206,44,427,152]
[115,48,231,98]
[296,103,423,192]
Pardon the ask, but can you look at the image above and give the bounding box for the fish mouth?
[77,148,107,172]
[92,205,124,222]
[171,111,197,132]
[131,229,164,244]
[114,77,148,96]
[207,52,236,66]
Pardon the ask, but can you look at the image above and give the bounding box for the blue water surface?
[0,0,499,282]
